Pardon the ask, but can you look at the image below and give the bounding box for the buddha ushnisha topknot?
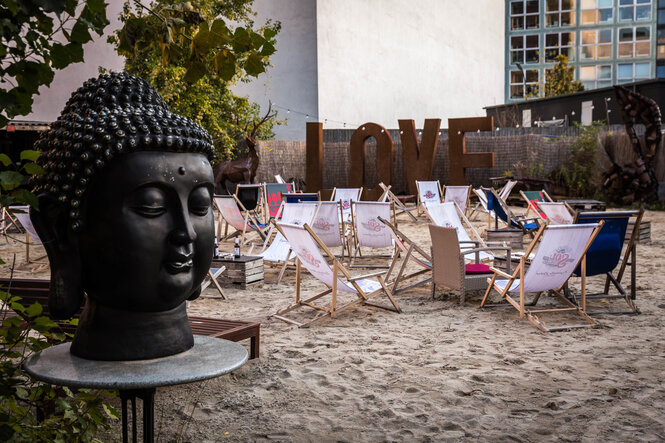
[31,72,215,232]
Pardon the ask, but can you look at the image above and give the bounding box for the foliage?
[0,288,119,441]
[544,54,584,98]
[0,150,43,210]
[548,122,604,198]
[111,0,282,160]
[0,0,109,127]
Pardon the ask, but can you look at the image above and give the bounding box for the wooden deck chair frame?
[480,222,604,332]
[415,180,443,215]
[330,187,363,223]
[378,183,418,221]
[0,206,22,236]
[424,201,492,259]
[309,201,352,261]
[349,201,396,269]
[469,187,493,224]
[520,189,554,219]
[258,202,320,285]
[214,195,268,249]
[378,216,433,295]
[442,185,472,215]
[201,266,227,299]
[569,209,644,315]
[483,187,541,236]
[271,223,400,327]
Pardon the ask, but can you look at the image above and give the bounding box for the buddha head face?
[30,73,217,359]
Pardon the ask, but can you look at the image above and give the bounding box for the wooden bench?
[0,278,260,359]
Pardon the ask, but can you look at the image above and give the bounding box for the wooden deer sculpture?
[213,102,277,195]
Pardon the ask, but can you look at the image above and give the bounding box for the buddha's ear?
[30,197,84,319]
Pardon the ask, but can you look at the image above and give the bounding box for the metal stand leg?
[120,388,156,443]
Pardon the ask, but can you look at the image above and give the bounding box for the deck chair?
[416,180,443,214]
[469,187,491,222]
[499,179,518,201]
[283,192,319,203]
[271,222,400,327]
[569,209,644,315]
[310,201,350,259]
[258,202,319,284]
[378,216,433,295]
[331,187,362,223]
[275,174,286,184]
[539,202,574,225]
[443,185,472,215]
[0,205,22,235]
[13,206,48,270]
[263,183,294,220]
[201,266,226,299]
[349,202,395,268]
[424,201,500,263]
[235,184,264,222]
[483,187,541,236]
[481,222,604,332]
[378,183,417,222]
[214,195,268,249]
[429,225,510,305]
[520,189,554,219]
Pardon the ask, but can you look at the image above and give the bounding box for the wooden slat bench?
[0,278,260,359]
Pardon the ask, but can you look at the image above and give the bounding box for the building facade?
[506,0,665,102]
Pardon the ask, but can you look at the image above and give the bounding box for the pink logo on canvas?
[424,191,435,199]
[341,200,351,210]
[362,218,384,232]
[313,219,331,231]
[299,248,321,268]
[542,248,573,268]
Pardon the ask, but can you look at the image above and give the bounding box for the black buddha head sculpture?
[30,72,216,360]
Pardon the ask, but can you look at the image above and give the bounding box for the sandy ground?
[2,204,665,442]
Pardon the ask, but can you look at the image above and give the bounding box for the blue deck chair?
[283,192,319,203]
[570,209,644,314]
[482,187,541,237]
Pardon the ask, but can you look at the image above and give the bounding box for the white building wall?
[22,1,125,122]
[316,0,505,131]
[232,0,319,141]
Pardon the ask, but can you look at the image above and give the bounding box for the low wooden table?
[564,199,607,211]
[212,256,264,288]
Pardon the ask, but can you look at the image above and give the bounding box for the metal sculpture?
[349,123,393,200]
[30,72,216,360]
[604,86,662,204]
[213,102,276,194]
[448,117,495,185]
[398,119,441,196]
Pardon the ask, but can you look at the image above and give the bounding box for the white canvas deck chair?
[271,222,400,327]
[469,187,491,222]
[480,222,604,332]
[499,179,518,201]
[309,201,350,259]
[13,206,48,270]
[350,202,395,268]
[331,187,362,223]
[214,195,268,250]
[415,180,442,215]
[258,202,319,284]
[378,216,433,295]
[424,202,496,262]
[378,182,418,221]
[0,205,21,236]
[539,202,575,225]
[443,185,472,215]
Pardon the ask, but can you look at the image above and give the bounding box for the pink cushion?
[465,263,492,274]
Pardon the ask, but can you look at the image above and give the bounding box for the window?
[619,0,652,21]
[510,69,539,99]
[546,0,576,27]
[581,29,613,59]
[511,0,540,30]
[657,62,665,77]
[658,28,665,59]
[617,62,651,82]
[511,34,540,64]
[580,64,612,89]
[618,26,651,57]
[545,32,575,60]
[581,0,614,24]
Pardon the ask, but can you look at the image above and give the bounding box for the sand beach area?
[2,205,664,442]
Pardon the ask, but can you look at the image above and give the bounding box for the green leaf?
[10,189,39,208]
[0,154,12,167]
[0,171,24,188]
[264,27,278,40]
[22,163,44,175]
[103,403,120,419]
[25,302,43,317]
[19,150,40,162]
[213,50,236,81]
[260,42,275,57]
[15,388,28,400]
[243,52,264,77]
[192,22,212,55]
[183,61,206,83]
[70,21,92,44]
